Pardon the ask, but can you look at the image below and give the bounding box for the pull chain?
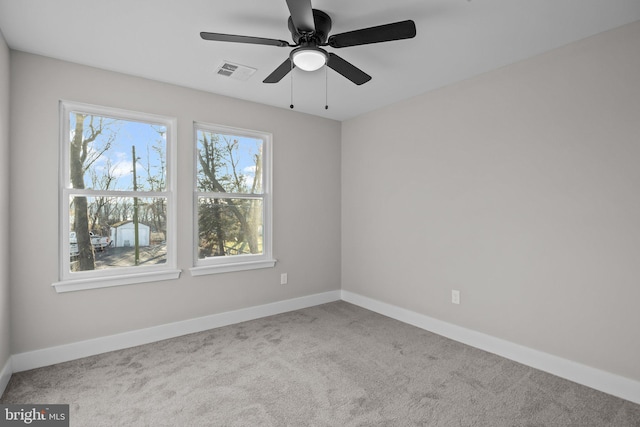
[290,60,294,109]
[289,63,330,111]
[325,66,328,110]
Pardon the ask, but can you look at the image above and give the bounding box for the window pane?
[69,196,167,272]
[69,112,167,191]
[197,197,263,259]
[196,130,263,194]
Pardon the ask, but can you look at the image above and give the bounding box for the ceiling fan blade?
[328,20,416,48]
[327,53,371,85]
[263,58,295,83]
[200,32,290,47]
[286,0,315,33]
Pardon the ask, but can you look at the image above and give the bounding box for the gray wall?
[0,30,10,370]
[6,18,640,388]
[342,21,640,382]
[9,51,341,354]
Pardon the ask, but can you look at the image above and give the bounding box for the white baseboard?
[341,290,640,405]
[11,290,341,373]
[0,357,11,397]
[8,289,639,406]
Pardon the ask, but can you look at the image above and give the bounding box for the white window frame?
[190,122,275,276]
[53,101,181,293]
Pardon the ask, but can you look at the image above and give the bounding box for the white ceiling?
[1,0,639,121]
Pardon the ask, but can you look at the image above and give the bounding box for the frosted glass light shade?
[292,48,327,71]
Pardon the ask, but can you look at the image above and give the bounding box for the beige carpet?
[2,301,639,426]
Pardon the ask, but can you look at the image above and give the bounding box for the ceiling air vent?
[215,61,257,81]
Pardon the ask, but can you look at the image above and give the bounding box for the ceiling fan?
[200,0,416,85]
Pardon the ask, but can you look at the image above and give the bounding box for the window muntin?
[58,101,177,288]
[193,123,274,273]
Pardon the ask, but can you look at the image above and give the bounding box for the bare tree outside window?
[66,109,169,273]
[196,128,265,261]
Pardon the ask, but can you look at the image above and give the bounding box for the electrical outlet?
[280,273,288,285]
[451,290,460,305]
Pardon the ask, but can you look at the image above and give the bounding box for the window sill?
[52,269,182,293]
[190,259,277,276]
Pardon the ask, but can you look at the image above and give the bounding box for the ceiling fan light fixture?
[291,47,327,72]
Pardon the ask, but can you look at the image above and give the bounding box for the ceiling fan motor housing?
[288,9,332,45]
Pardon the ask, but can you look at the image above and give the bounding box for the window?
[191,123,275,275]
[54,101,180,292]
